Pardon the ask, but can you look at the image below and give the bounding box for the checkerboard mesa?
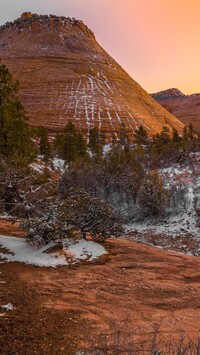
[0,13,184,142]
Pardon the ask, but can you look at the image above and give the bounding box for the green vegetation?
[0,63,36,166]
[0,63,199,245]
[134,125,149,145]
[54,120,87,163]
[138,170,170,216]
[37,126,52,162]
[88,126,105,158]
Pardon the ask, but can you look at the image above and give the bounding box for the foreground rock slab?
[1,235,200,353]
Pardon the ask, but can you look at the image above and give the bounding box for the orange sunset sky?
[1,0,200,94]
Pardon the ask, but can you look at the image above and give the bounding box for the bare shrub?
[83,322,200,355]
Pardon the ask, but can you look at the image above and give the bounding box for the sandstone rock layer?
[0,13,184,140]
[152,88,200,134]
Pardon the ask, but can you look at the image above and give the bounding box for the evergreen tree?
[111,133,117,146]
[182,126,188,141]
[188,123,195,141]
[55,120,87,163]
[0,63,18,106]
[159,126,171,144]
[37,126,51,161]
[134,125,149,145]
[182,124,197,150]
[0,63,36,166]
[76,132,88,159]
[172,127,181,143]
[88,126,105,157]
[119,122,129,150]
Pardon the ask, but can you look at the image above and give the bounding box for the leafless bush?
[82,322,200,355]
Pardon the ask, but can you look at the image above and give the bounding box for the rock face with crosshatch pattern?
[151,88,200,134]
[0,13,184,140]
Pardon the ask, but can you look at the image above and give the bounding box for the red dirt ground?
[1,220,200,354]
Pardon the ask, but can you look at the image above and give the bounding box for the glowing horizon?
[0,0,199,95]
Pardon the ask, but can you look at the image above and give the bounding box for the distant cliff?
[151,88,200,133]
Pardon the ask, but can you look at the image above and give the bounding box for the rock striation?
[0,13,184,140]
[152,88,200,134]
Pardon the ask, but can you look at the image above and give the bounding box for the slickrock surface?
[0,13,183,140]
[152,88,200,133]
[1,220,200,353]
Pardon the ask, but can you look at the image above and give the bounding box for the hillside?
[0,13,183,140]
[152,88,200,133]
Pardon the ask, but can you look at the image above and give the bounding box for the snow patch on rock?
[0,236,106,267]
[1,303,14,311]
[63,239,107,262]
[0,236,67,267]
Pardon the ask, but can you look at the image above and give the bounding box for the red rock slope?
[0,13,184,140]
[152,88,200,133]
[2,233,200,353]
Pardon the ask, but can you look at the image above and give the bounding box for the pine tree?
[0,63,18,106]
[172,127,181,143]
[182,126,188,141]
[37,126,51,161]
[119,122,129,150]
[76,132,88,158]
[134,125,149,145]
[182,124,196,150]
[0,63,36,166]
[159,126,171,144]
[89,126,105,157]
[188,123,195,141]
[55,120,87,163]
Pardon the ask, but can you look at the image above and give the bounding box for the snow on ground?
[30,162,46,173]
[30,155,51,173]
[1,303,13,311]
[30,156,65,174]
[125,185,199,239]
[52,157,65,171]
[103,144,111,155]
[126,154,200,241]
[0,236,67,267]
[63,239,107,262]
[0,303,14,317]
[125,213,199,239]
[0,213,9,219]
[0,236,106,268]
